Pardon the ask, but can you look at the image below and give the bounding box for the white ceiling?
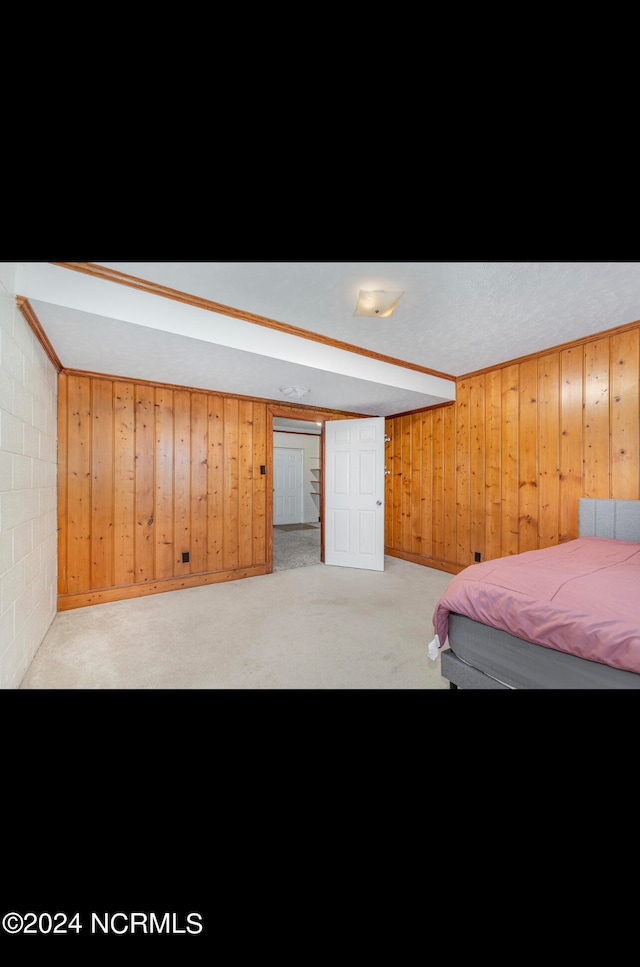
[8,262,640,424]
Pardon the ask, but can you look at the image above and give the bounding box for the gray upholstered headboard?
[578,498,640,541]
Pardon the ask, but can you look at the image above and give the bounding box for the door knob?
[377,500,382,506]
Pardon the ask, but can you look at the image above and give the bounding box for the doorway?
[272,419,323,571]
[268,412,386,573]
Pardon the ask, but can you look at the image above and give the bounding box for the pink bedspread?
[432,537,640,673]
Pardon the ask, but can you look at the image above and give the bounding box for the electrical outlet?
[474,552,481,562]
[182,552,190,564]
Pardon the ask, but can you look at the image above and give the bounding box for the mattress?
[444,613,640,689]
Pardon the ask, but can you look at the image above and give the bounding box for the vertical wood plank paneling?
[252,403,267,564]
[238,400,254,568]
[391,418,403,550]
[174,390,192,576]
[190,393,209,574]
[397,417,409,550]
[382,323,640,575]
[484,370,502,561]
[113,382,135,587]
[420,412,433,558]
[584,338,611,497]
[538,353,560,547]
[57,375,273,607]
[469,376,485,563]
[384,420,394,549]
[500,366,519,557]
[455,380,470,565]
[410,413,422,555]
[559,347,584,542]
[135,385,155,583]
[223,398,239,570]
[66,376,92,593]
[431,410,444,562]
[401,416,413,552]
[442,403,457,564]
[207,396,225,573]
[89,381,114,591]
[91,380,114,590]
[57,374,68,595]
[611,329,640,499]
[155,387,175,580]
[518,359,538,553]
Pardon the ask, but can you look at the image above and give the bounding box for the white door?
[273,448,304,525]
[324,417,385,571]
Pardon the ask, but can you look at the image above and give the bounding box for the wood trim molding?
[387,399,456,420]
[61,367,368,418]
[16,297,63,372]
[267,402,363,422]
[457,316,640,381]
[58,564,268,611]
[384,547,464,575]
[49,261,455,382]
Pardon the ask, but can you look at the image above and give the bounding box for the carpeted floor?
[273,523,321,571]
[19,553,455,690]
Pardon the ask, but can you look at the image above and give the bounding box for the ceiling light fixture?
[354,290,405,318]
[279,385,310,399]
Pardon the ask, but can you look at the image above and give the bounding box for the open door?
[324,417,385,571]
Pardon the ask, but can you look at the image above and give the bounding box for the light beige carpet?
[19,556,455,690]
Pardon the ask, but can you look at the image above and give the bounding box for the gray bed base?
[441,498,640,690]
[442,646,510,690]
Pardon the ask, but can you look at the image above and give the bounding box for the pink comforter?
[432,537,640,673]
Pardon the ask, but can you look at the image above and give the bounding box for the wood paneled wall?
[58,373,270,609]
[57,373,359,610]
[385,324,640,573]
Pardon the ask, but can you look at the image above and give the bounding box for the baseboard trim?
[57,564,268,611]
[384,547,464,575]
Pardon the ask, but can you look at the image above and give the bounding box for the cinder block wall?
[0,276,58,688]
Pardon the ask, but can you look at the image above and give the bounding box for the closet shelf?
[310,458,322,522]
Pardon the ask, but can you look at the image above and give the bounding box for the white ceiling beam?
[14,262,455,403]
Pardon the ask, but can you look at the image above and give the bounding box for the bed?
[429,498,640,689]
